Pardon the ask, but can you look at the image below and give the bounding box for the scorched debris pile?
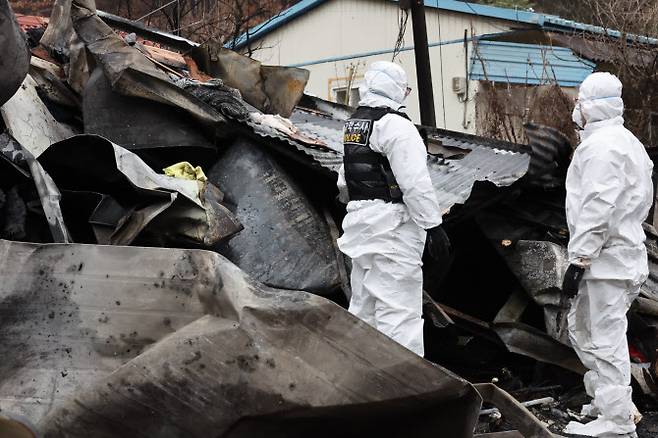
[1,0,658,437]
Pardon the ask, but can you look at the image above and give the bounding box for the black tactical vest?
[343,106,410,203]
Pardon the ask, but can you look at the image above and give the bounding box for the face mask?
[572,102,585,129]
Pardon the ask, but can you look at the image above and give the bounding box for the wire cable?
[436,0,448,128]
[393,8,410,61]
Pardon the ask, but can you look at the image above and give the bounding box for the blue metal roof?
[421,0,542,24]
[229,0,657,50]
[469,41,595,87]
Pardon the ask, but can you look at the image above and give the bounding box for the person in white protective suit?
[336,61,446,357]
[562,72,654,437]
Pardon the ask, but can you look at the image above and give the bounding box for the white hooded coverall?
[336,61,442,357]
[564,72,654,437]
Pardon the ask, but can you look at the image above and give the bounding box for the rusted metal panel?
[261,64,310,118]
[192,45,309,118]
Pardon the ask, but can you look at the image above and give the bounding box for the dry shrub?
[476,82,578,148]
[528,84,578,147]
[475,82,527,144]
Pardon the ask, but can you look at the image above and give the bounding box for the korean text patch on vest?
[344,119,372,146]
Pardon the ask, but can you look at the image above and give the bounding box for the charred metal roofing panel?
[247,113,343,172]
[275,107,531,213]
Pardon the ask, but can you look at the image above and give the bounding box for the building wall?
[245,0,517,132]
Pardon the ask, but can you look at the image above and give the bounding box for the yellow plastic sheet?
[163,161,207,182]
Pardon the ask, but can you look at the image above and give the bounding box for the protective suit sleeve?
[336,163,349,204]
[567,148,625,263]
[372,114,442,229]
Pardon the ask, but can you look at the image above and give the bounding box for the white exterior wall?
[246,0,514,132]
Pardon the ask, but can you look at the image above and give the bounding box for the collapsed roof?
[2,0,658,437]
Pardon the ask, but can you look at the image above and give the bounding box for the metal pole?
[410,0,436,127]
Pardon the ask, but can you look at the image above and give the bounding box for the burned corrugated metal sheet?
[289,106,345,154]
[494,322,586,375]
[0,77,75,243]
[285,105,530,213]
[498,240,570,343]
[83,68,216,155]
[0,240,214,424]
[248,110,343,173]
[96,9,199,52]
[0,0,30,107]
[0,75,76,159]
[30,57,82,110]
[425,141,529,214]
[524,123,572,189]
[0,239,482,437]
[208,137,340,294]
[191,45,309,118]
[297,94,354,120]
[37,135,242,247]
[69,0,228,138]
[261,64,310,118]
[39,0,74,58]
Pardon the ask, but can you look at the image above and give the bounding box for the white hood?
[358,61,408,111]
[577,72,624,126]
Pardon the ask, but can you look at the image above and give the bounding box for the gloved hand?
[425,226,451,261]
[562,264,585,298]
